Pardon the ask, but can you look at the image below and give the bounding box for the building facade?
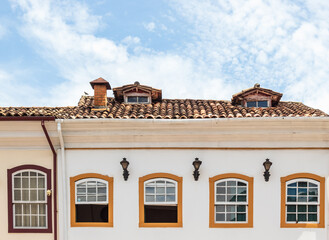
[0,79,328,240]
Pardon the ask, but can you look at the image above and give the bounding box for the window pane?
[226,213,235,221]
[38,177,45,188]
[31,204,38,214]
[227,195,236,202]
[237,213,246,221]
[216,187,226,194]
[30,190,37,201]
[156,195,165,202]
[146,187,155,194]
[38,190,45,201]
[216,213,225,222]
[308,205,317,212]
[297,205,306,212]
[287,214,296,222]
[237,195,247,202]
[237,187,246,194]
[30,178,37,188]
[39,204,46,214]
[22,190,29,201]
[309,183,317,187]
[22,172,28,176]
[23,204,30,214]
[77,196,86,202]
[258,101,268,107]
[237,182,246,186]
[156,187,165,194]
[298,214,307,221]
[22,178,29,188]
[308,188,318,195]
[15,204,22,214]
[308,197,318,202]
[39,216,46,227]
[287,205,296,212]
[287,188,296,195]
[14,178,21,188]
[216,205,225,212]
[98,187,106,194]
[15,216,22,227]
[288,182,297,187]
[166,195,175,202]
[298,197,307,202]
[97,196,106,201]
[23,215,30,227]
[14,190,21,201]
[308,214,317,222]
[216,182,226,187]
[298,188,307,195]
[227,187,236,194]
[227,181,236,186]
[145,195,155,202]
[166,187,175,194]
[247,101,256,107]
[31,216,38,227]
[237,205,246,212]
[298,182,307,187]
[216,195,225,202]
[287,196,296,202]
[77,188,86,194]
[226,205,236,212]
[87,196,96,202]
[87,187,96,194]
[127,96,137,102]
[138,96,148,103]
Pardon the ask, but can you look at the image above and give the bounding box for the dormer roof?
[231,84,283,107]
[112,81,162,102]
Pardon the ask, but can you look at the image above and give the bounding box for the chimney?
[90,77,111,109]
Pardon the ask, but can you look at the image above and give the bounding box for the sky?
[0,0,328,113]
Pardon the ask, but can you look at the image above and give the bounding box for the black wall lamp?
[120,157,130,181]
[263,158,272,182]
[192,158,202,181]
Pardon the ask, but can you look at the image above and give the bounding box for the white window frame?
[75,178,108,205]
[124,92,151,104]
[285,178,320,224]
[12,170,48,229]
[144,178,178,205]
[214,178,248,223]
[246,100,269,108]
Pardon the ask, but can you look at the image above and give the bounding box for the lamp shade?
[120,158,129,170]
[263,158,272,171]
[192,158,202,170]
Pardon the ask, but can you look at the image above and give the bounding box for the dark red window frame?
[7,164,52,233]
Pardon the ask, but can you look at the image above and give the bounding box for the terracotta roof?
[0,96,327,119]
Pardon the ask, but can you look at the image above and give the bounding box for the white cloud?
[144,22,156,32]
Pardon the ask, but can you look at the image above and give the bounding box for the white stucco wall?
[63,149,329,240]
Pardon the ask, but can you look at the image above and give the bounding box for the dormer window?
[113,81,162,104]
[231,84,282,108]
[246,100,268,108]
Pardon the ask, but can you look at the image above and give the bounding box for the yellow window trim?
[209,173,253,228]
[70,173,113,227]
[280,173,325,228]
[139,173,183,228]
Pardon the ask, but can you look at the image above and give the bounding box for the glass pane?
[227,181,236,186]
[87,196,96,202]
[14,190,21,201]
[308,205,317,212]
[23,204,30,214]
[97,196,106,201]
[30,190,37,201]
[31,216,38,227]
[298,188,307,195]
[237,195,247,202]
[287,188,296,195]
[237,182,246,186]
[87,187,96,194]
[38,178,45,188]
[297,205,306,212]
[237,205,246,212]
[30,178,37,188]
[226,205,236,212]
[308,188,318,195]
[156,180,165,185]
[216,187,225,194]
[127,96,137,102]
[308,214,317,222]
[77,188,86,194]
[166,182,175,187]
[298,197,307,202]
[22,190,29,201]
[138,96,148,103]
[227,187,236,194]
[237,187,246,194]
[247,101,256,107]
[156,195,165,202]
[39,204,46,214]
[22,172,28,176]
[309,182,317,187]
[77,196,86,202]
[14,173,22,177]
[216,182,225,187]
[31,204,38,214]
[38,190,45,201]
[287,214,296,222]
[39,216,46,227]
[298,182,307,187]
[216,205,225,212]
[145,187,155,194]
[15,216,22,227]
[298,214,307,221]
[288,182,297,187]
[145,195,155,202]
[308,197,318,202]
[227,195,236,202]
[23,215,30,227]
[14,178,21,188]
[287,205,296,212]
[226,213,236,221]
[22,178,29,188]
[166,195,175,202]
[216,213,225,221]
[287,196,296,202]
[98,187,106,194]
[258,101,268,107]
[30,172,37,176]
[15,204,22,214]
[216,195,225,202]
[97,182,106,187]
[237,213,246,221]
[156,187,165,194]
[166,187,175,194]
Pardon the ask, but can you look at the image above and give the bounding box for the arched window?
[139,173,182,227]
[8,165,52,233]
[70,173,113,227]
[281,173,325,228]
[209,173,253,228]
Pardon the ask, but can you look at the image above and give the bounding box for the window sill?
[280,222,324,228]
[71,222,113,228]
[209,222,252,228]
[139,222,182,228]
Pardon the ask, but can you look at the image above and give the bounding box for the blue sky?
[0,0,329,113]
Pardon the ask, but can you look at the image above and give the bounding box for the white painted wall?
[63,149,329,240]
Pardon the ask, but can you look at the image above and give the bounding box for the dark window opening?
[246,101,256,107]
[76,204,108,222]
[144,205,177,223]
[258,101,268,107]
[246,101,268,107]
[127,96,149,103]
